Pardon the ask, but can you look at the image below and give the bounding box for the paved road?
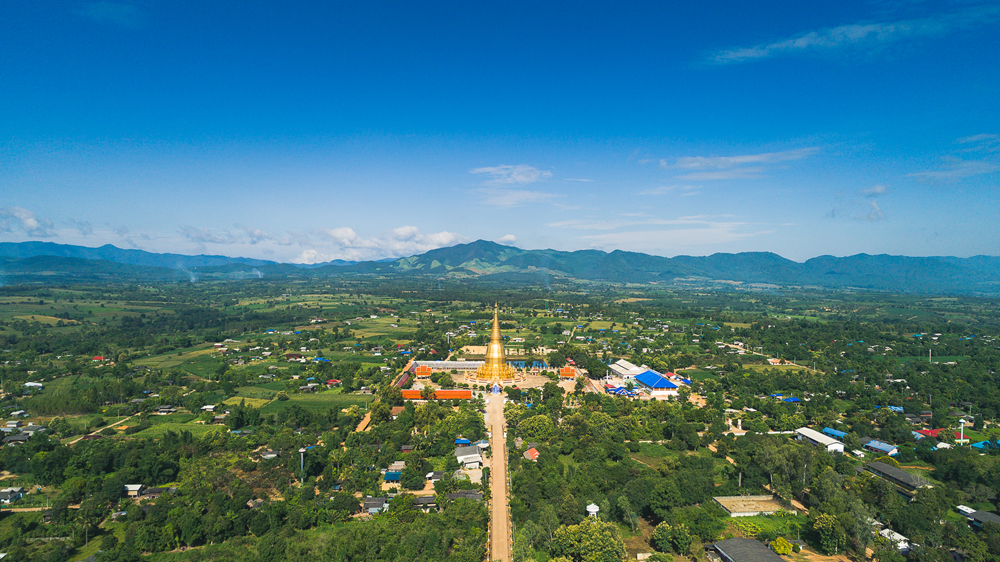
[486,396,511,562]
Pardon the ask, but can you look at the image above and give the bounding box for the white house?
[795,427,845,453]
[454,445,483,469]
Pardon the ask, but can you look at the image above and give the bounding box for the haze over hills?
[1,240,999,295]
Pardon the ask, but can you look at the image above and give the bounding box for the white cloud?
[564,178,594,182]
[956,133,1000,153]
[907,158,1000,182]
[639,185,701,195]
[581,222,767,251]
[549,215,744,232]
[67,219,94,236]
[861,185,888,197]
[479,188,559,208]
[669,148,818,170]
[957,133,1000,144]
[300,226,467,263]
[659,148,817,181]
[180,225,238,245]
[860,201,885,222]
[708,7,999,65]
[497,234,518,244]
[0,207,56,237]
[470,165,553,185]
[674,169,767,181]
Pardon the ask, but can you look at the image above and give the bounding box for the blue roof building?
[455,438,471,445]
[864,440,899,456]
[822,427,847,440]
[384,472,401,482]
[783,397,802,403]
[635,371,678,394]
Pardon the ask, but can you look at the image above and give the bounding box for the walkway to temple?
[486,394,511,562]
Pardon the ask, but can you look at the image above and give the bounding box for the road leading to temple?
[486,395,511,562]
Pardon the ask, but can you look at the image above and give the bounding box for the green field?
[132,422,226,438]
[260,391,374,413]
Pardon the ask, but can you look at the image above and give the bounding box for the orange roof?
[559,365,576,377]
[400,389,472,400]
[434,389,472,400]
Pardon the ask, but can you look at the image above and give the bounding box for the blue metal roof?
[822,427,847,439]
[783,397,801,403]
[865,440,897,454]
[384,472,401,481]
[455,438,471,445]
[635,370,677,389]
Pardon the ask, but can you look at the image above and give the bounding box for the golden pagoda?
[475,303,518,392]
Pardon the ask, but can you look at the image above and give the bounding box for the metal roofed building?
[409,360,484,373]
[822,427,847,440]
[969,510,1000,529]
[713,538,784,562]
[634,370,679,398]
[795,427,845,453]
[864,440,899,456]
[608,359,646,379]
[861,461,932,499]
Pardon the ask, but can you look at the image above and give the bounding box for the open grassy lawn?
[628,442,680,466]
[146,413,198,425]
[132,422,225,439]
[260,391,374,414]
[133,345,223,377]
[224,396,273,408]
[728,514,809,539]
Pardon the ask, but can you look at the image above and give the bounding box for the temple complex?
[471,303,521,392]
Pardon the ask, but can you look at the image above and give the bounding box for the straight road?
[486,395,511,562]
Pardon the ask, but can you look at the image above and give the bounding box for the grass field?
[224,396,272,408]
[132,423,225,438]
[728,514,808,539]
[133,345,224,378]
[260,392,374,413]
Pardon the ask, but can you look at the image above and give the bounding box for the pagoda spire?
[477,302,515,393]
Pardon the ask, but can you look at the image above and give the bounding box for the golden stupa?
[475,303,518,392]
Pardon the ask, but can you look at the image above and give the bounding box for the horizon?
[5,238,999,267]
[2,2,998,263]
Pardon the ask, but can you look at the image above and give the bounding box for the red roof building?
[523,448,539,461]
[916,428,947,438]
[92,356,105,361]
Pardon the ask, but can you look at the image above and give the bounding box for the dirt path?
[486,395,511,562]
[68,415,135,445]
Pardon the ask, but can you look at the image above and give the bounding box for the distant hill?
[1,239,999,295]
[0,241,276,269]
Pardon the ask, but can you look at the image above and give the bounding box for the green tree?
[813,513,843,555]
[551,517,627,562]
[771,537,792,555]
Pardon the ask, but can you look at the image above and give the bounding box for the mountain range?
[1,240,999,295]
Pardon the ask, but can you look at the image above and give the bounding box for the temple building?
[474,304,519,393]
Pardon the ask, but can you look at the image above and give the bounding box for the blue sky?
[2,1,998,263]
